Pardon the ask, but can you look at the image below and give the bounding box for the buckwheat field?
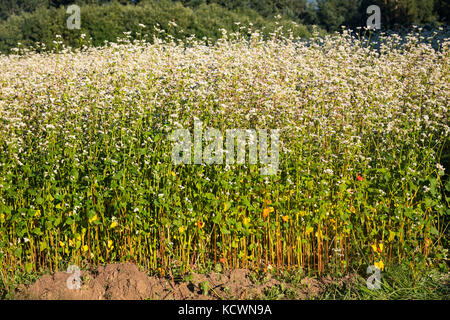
[0,28,448,283]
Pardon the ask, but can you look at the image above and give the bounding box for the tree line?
[2,1,448,27]
[182,0,449,29]
[0,0,448,54]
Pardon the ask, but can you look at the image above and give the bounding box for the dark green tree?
[316,0,361,31]
[434,0,449,24]
[0,0,49,20]
[359,0,439,28]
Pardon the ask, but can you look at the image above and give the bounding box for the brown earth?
[15,263,356,300]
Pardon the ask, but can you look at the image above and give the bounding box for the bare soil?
[15,263,356,300]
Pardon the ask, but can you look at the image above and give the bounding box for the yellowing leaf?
[263,207,273,218]
[388,231,395,242]
[374,260,384,271]
[89,214,98,224]
[371,244,378,253]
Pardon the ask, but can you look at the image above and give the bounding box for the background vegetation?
[0,0,448,300]
[0,0,316,54]
[0,0,449,54]
[1,27,448,280]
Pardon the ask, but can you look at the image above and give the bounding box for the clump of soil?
[15,263,355,300]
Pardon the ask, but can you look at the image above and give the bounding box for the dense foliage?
[0,29,448,277]
[0,0,319,54]
[0,0,449,54]
[1,0,448,26]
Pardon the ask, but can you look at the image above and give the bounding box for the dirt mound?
[17,263,172,300]
[16,263,340,300]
